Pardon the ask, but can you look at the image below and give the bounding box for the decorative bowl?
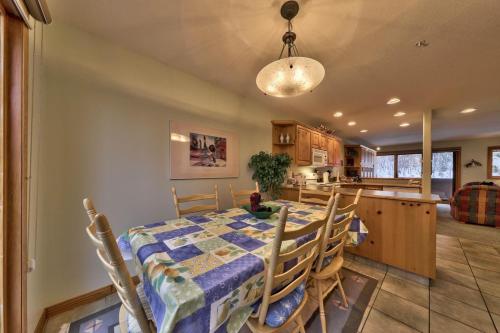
[242,204,280,219]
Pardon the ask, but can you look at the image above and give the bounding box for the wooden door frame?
[2,9,29,333]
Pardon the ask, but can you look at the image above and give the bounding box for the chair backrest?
[258,204,330,325]
[171,185,220,218]
[298,186,334,206]
[315,189,362,273]
[83,199,152,333]
[229,182,259,208]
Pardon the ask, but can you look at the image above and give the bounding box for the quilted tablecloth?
[118,200,368,333]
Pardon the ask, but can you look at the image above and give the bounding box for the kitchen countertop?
[336,182,421,188]
[282,184,440,203]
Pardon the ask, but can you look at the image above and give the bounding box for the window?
[397,154,422,178]
[375,155,395,178]
[432,152,454,179]
[488,146,500,179]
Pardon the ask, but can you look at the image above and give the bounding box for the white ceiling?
[47,0,500,146]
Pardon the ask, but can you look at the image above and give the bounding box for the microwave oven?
[312,148,328,166]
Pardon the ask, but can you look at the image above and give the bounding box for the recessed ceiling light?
[393,111,406,117]
[333,111,343,118]
[360,129,368,133]
[387,97,400,105]
[400,122,410,127]
[348,121,356,126]
[376,147,381,151]
[415,40,430,47]
[460,108,477,114]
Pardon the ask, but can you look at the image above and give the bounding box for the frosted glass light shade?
[256,56,325,97]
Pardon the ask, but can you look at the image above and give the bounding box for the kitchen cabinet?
[320,135,328,150]
[311,131,320,148]
[296,125,312,165]
[345,145,376,178]
[271,120,342,167]
[327,138,335,165]
[345,195,436,278]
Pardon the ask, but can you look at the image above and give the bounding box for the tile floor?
[44,204,500,333]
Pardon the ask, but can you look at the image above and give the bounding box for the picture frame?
[170,121,240,179]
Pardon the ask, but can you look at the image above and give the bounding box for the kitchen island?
[281,184,441,279]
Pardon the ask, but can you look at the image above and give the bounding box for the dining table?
[118,199,368,333]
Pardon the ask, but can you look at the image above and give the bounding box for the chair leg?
[296,314,306,333]
[336,272,348,308]
[316,280,327,333]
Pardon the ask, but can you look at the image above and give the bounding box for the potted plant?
[248,151,292,200]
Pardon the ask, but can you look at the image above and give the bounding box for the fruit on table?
[250,192,271,212]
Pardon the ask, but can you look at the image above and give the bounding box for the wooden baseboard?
[34,276,139,332]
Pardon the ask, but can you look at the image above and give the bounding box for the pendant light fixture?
[256,1,325,98]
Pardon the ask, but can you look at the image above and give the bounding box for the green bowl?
[242,204,280,219]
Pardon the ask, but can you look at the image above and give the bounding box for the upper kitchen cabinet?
[271,120,342,166]
[296,125,312,165]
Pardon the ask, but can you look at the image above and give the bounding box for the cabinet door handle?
[401,202,406,206]
[409,203,414,207]
[426,211,430,214]
[377,210,382,215]
[370,240,374,244]
[417,203,421,206]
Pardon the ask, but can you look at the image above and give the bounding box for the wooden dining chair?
[309,188,362,333]
[83,198,155,333]
[171,185,220,218]
[298,186,335,206]
[229,182,260,208]
[246,203,331,333]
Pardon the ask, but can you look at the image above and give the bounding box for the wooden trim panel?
[3,13,29,333]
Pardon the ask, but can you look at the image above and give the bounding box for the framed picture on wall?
[170,121,240,179]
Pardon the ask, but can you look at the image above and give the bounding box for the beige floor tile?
[362,308,418,333]
[476,278,500,298]
[465,250,500,263]
[471,266,500,283]
[373,290,429,333]
[436,251,468,264]
[430,278,486,310]
[460,239,499,255]
[436,234,460,244]
[430,310,481,333]
[484,293,500,316]
[381,274,429,308]
[436,243,465,256]
[387,266,430,286]
[430,292,496,333]
[436,241,462,251]
[435,267,478,290]
[467,256,500,273]
[492,313,500,332]
[436,257,473,276]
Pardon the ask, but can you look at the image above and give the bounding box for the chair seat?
[310,256,343,280]
[250,282,306,328]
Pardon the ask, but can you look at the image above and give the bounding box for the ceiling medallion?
[256,1,325,98]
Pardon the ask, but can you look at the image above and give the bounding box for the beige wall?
[381,136,500,186]
[26,22,316,330]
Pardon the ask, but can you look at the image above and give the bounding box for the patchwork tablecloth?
[118,200,367,333]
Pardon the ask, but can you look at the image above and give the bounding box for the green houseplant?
[248,151,292,200]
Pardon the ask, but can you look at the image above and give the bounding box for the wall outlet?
[28,258,36,273]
